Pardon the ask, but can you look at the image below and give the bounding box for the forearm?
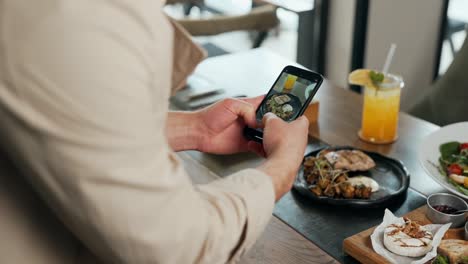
[257,158,298,201]
[166,111,202,151]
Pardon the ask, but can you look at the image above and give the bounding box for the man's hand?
[257,113,309,201]
[167,95,310,202]
[196,96,264,154]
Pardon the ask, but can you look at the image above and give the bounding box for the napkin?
[371,209,451,264]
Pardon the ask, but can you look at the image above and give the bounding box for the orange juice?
[284,74,298,91]
[358,74,403,144]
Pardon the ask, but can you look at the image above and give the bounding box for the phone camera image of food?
[245,66,323,144]
[260,72,316,122]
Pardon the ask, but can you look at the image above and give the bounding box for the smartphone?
[243,65,323,143]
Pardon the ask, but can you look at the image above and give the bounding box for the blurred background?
[165,0,467,113]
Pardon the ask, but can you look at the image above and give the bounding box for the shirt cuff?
[208,168,275,262]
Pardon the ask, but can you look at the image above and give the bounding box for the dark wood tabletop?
[178,48,444,263]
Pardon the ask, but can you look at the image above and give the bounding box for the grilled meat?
[324,150,376,171]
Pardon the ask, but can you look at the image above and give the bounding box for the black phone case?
[243,65,323,144]
[243,127,264,143]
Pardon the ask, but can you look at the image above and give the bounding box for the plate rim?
[293,146,410,208]
[417,122,468,200]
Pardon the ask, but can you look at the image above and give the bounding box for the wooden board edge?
[343,205,465,263]
[343,236,390,264]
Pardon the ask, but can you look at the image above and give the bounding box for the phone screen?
[256,72,319,123]
[244,66,322,143]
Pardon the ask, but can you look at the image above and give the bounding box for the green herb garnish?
[369,70,384,86]
[459,256,468,264]
[432,254,449,264]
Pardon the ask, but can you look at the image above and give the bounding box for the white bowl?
[418,122,468,199]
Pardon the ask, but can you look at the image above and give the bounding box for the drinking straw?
[382,43,397,75]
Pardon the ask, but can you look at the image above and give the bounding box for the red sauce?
[432,205,459,214]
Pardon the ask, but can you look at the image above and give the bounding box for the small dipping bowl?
[465,221,468,240]
[426,193,468,228]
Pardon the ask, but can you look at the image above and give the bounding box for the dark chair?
[445,18,467,56]
[166,0,279,48]
[408,37,468,126]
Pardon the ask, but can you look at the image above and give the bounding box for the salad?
[437,141,468,195]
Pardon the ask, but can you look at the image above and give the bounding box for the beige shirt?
[0,1,275,263]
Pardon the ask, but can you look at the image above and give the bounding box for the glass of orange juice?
[283,74,298,92]
[358,73,404,144]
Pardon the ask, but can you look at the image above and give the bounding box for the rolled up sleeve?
[1,2,274,264]
[197,169,275,262]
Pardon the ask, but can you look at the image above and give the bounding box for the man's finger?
[241,95,265,108]
[294,115,310,129]
[262,112,280,126]
[224,98,258,128]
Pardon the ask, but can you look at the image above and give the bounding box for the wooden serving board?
[343,205,464,264]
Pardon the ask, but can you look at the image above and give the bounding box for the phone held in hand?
[243,65,323,143]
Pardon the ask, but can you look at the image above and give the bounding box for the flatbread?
[383,222,433,257]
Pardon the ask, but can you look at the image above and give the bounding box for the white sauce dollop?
[346,176,379,192]
[282,104,293,113]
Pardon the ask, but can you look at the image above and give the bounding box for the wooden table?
[178,48,444,263]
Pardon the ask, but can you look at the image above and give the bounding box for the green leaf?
[369,70,384,85]
[440,141,460,160]
[462,148,468,157]
[453,154,468,166]
[448,178,458,186]
[457,185,468,196]
[446,177,468,195]
[460,256,468,264]
[432,255,449,264]
[438,158,448,176]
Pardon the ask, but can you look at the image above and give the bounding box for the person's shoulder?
[3,1,165,41]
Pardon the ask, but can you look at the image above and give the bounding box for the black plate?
[293,146,410,208]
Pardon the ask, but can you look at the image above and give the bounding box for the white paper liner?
[371,209,451,264]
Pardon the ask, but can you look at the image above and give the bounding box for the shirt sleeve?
[169,18,207,93]
[3,3,274,264]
